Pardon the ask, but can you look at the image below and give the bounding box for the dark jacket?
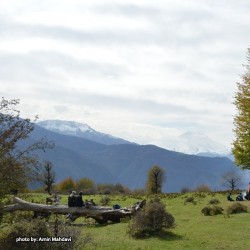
[74,195,84,207]
[68,195,76,207]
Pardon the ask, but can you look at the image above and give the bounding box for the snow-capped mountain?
[164,131,230,156]
[36,120,131,145]
[37,120,230,157]
[27,124,240,192]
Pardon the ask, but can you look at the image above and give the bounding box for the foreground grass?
[3,192,250,249]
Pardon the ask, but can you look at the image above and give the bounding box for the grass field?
[2,192,250,249]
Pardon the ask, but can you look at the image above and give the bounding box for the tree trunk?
[3,197,145,224]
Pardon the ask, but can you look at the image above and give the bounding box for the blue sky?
[0,0,250,150]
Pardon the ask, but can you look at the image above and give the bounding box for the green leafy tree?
[233,48,250,169]
[42,161,56,195]
[57,177,76,192]
[0,98,53,199]
[146,165,165,194]
[75,177,95,191]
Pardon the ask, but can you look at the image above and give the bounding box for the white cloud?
[0,0,249,151]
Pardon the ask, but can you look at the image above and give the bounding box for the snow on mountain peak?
[37,120,95,136]
[173,131,229,155]
[37,119,131,145]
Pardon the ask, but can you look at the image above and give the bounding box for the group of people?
[68,190,97,207]
[68,191,85,207]
[227,182,250,201]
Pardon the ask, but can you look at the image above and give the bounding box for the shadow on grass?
[154,231,183,241]
[134,230,183,241]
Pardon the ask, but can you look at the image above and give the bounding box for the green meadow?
[2,192,250,249]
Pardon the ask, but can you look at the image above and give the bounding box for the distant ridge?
[26,123,244,193]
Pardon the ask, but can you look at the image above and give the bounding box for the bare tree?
[221,171,243,191]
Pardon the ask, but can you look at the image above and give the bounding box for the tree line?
[38,161,166,195]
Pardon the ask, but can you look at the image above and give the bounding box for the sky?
[0,0,250,152]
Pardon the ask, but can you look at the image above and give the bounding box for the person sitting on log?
[68,190,77,207]
[66,190,78,221]
[74,191,85,207]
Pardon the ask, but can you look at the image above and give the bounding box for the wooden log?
[3,197,145,224]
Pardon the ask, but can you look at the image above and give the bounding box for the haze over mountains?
[37,120,230,156]
[31,120,244,193]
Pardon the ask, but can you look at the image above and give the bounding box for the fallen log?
[3,197,145,224]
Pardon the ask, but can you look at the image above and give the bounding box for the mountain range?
[27,120,245,193]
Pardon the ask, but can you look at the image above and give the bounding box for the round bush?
[201,205,223,216]
[184,197,196,204]
[227,202,247,214]
[128,198,175,238]
[208,198,220,205]
[99,196,111,206]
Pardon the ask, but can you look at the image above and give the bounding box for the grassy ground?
[3,192,250,249]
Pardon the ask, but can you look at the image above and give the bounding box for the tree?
[233,48,250,169]
[42,161,56,195]
[146,165,165,194]
[0,98,53,199]
[75,177,95,191]
[57,177,76,192]
[221,171,243,191]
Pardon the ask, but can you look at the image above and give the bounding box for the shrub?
[127,198,175,238]
[99,196,111,206]
[201,205,223,216]
[227,202,247,214]
[0,218,83,250]
[208,198,220,205]
[0,220,51,249]
[184,197,196,204]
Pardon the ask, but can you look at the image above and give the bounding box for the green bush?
[184,197,196,205]
[0,220,51,250]
[208,198,220,205]
[99,196,111,206]
[201,205,223,216]
[0,218,83,250]
[227,202,247,214]
[127,198,175,238]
